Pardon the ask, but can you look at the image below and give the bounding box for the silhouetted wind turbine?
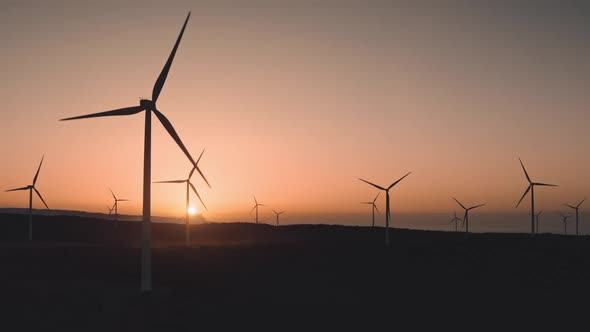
[360,193,380,228]
[60,12,207,293]
[452,197,484,235]
[109,189,129,228]
[564,199,585,236]
[516,158,557,236]
[561,213,572,235]
[449,211,461,232]
[250,196,266,224]
[5,156,49,241]
[272,209,285,226]
[154,149,208,246]
[359,172,411,246]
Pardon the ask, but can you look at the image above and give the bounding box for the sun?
[188,207,198,215]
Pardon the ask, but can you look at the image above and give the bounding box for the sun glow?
[188,207,198,215]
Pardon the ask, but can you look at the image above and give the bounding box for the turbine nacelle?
[140,99,156,110]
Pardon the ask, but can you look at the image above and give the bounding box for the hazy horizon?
[1,1,589,223]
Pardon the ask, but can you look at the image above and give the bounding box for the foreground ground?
[1,213,589,328]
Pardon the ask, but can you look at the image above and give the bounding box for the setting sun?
[188,207,198,215]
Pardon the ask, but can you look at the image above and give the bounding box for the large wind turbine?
[60,12,208,293]
[516,158,557,236]
[250,196,266,224]
[5,156,49,241]
[272,209,285,226]
[564,199,585,236]
[561,213,572,235]
[360,193,380,229]
[154,149,208,246]
[109,189,130,228]
[449,211,461,232]
[359,172,411,246]
[452,197,484,235]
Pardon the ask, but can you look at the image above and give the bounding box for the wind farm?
[2,1,590,326]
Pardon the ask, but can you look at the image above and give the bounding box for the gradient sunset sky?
[1,0,589,225]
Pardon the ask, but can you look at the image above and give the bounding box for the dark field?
[1,213,589,328]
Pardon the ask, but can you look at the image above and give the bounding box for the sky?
[1,0,589,230]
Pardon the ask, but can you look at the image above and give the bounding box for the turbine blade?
[153,109,211,188]
[254,195,258,205]
[152,12,191,102]
[32,155,44,185]
[516,185,531,208]
[373,192,380,203]
[188,148,206,179]
[578,199,586,208]
[358,178,385,190]
[60,106,144,121]
[388,171,412,190]
[189,182,207,211]
[564,204,576,209]
[452,197,466,210]
[374,204,381,216]
[117,199,130,202]
[534,182,557,187]
[538,210,543,216]
[249,205,256,214]
[468,204,485,210]
[33,188,49,209]
[153,180,186,183]
[109,188,117,200]
[5,186,29,192]
[360,202,373,204]
[519,158,531,183]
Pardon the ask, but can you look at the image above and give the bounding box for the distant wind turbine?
[360,193,380,228]
[250,196,267,224]
[60,12,207,293]
[154,149,208,246]
[561,213,572,235]
[452,197,484,235]
[272,209,286,226]
[564,199,585,236]
[516,158,557,236]
[5,156,49,241]
[533,210,543,234]
[449,211,461,232]
[109,189,130,228]
[359,172,411,246]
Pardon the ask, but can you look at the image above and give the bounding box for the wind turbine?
[60,12,208,293]
[516,158,557,236]
[358,172,411,246]
[564,199,585,236]
[154,149,208,246]
[250,196,266,224]
[360,193,380,229]
[449,211,461,232]
[272,209,285,226]
[5,156,49,241]
[452,197,484,235]
[561,213,572,235]
[109,189,130,228]
[106,204,114,216]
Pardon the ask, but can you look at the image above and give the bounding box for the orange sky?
[1,1,589,223]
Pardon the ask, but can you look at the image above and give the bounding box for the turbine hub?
[140,99,156,110]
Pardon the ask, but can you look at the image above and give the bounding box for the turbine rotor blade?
[153,180,186,184]
[577,199,586,208]
[468,204,485,210]
[5,186,30,192]
[516,185,531,208]
[153,109,211,188]
[33,188,49,209]
[60,106,145,121]
[152,12,191,102]
[373,192,380,203]
[249,205,257,214]
[519,158,531,183]
[374,204,381,216]
[358,178,385,191]
[188,148,206,179]
[564,204,576,209]
[189,182,207,211]
[32,155,44,185]
[388,172,412,190]
[452,197,466,210]
[109,188,117,200]
[533,182,557,187]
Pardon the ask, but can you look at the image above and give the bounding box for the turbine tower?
[564,199,585,236]
[516,158,557,236]
[5,156,49,241]
[250,196,266,224]
[452,197,484,235]
[449,211,461,232]
[154,149,208,246]
[109,189,130,228]
[60,12,208,293]
[359,172,411,246]
[561,213,572,235]
[360,193,380,228]
[272,209,285,226]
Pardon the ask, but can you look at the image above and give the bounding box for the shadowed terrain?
[1,213,589,327]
